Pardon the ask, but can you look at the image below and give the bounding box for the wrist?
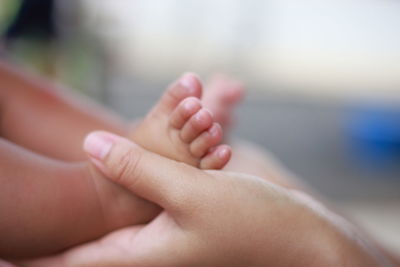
[290,190,389,266]
[85,162,161,229]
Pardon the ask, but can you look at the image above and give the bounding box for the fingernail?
[84,132,113,160]
[180,74,198,93]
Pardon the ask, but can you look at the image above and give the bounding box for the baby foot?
[129,73,231,169]
[203,74,245,135]
[78,74,231,252]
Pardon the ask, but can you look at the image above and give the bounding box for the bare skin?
[0,63,235,163]
[0,66,230,259]
[0,139,159,258]
[1,63,398,264]
[18,132,395,267]
[0,61,128,161]
[203,74,245,135]
[129,73,231,169]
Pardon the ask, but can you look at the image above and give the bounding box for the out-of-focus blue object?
[346,104,400,168]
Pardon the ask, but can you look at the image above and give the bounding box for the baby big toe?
[155,73,202,115]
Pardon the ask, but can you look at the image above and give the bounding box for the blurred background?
[1,0,399,254]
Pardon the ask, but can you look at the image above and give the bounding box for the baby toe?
[180,108,213,143]
[199,144,232,170]
[190,123,222,157]
[169,97,202,129]
[155,73,202,115]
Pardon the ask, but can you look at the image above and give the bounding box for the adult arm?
[0,137,158,259]
[20,131,397,266]
[0,60,128,161]
[0,138,105,258]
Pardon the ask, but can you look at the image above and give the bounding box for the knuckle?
[112,148,143,188]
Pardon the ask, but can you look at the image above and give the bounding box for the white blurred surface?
[80,0,400,98]
[339,200,400,253]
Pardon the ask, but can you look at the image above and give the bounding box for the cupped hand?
[19,132,386,267]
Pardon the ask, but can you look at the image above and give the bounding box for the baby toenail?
[209,124,219,137]
[194,110,207,121]
[218,147,229,158]
[180,75,198,94]
[183,99,197,111]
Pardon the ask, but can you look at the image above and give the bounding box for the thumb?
[83,131,200,211]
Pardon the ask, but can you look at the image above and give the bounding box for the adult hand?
[20,132,388,266]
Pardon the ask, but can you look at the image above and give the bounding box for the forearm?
[289,190,397,267]
[0,139,108,259]
[0,60,128,161]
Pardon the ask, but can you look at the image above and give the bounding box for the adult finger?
[83,131,203,212]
